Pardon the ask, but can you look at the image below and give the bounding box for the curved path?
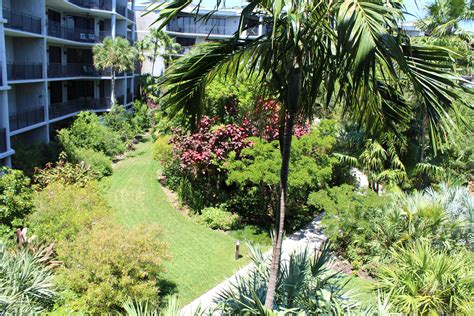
[103,136,249,304]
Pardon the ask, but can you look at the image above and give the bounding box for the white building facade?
[0,0,139,166]
[136,4,264,76]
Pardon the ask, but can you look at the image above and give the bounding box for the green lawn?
[103,136,249,304]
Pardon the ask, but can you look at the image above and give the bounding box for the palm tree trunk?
[264,66,301,309]
[111,69,116,105]
[151,38,159,76]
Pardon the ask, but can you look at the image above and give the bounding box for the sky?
[137,0,428,21]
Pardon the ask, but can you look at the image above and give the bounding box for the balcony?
[3,7,42,35]
[167,16,230,36]
[0,128,7,153]
[48,21,97,43]
[48,63,108,78]
[127,9,135,21]
[7,62,43,81]
[9,106,45,131]
[68,0,113,11]
[116,4,126,17]
[126,92,133,104]
[49,96,120,119]
[99,30,112,41]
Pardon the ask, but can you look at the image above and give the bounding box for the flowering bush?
[170,116,252,175]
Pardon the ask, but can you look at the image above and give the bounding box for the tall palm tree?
[417,0,474,40]
[93,36,138,104]
[150,0,468,308]
[145,29,181,75]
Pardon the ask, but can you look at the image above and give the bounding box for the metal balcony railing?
[49,97,113,119]
[0,128,7,153]
[7,62,43,81]
[9,106,45,131]
[116,95,125,105]
[68,0,113,11]
[127,9,135,21]
[3,7,42,34]
[48,63,97,78]
[126,92,133,104]
[116,4,126,17]
[99,30,112,41]
[48,21,97,43]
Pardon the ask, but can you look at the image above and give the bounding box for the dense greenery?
[0,168,33,237]
[377,241,473,315]
[0,242,55,313]
[56,222,168,314]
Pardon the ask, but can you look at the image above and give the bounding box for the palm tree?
[417,0,474,40]
[145,28,181,75]
[150,0,467,308]
[93,36,138,104]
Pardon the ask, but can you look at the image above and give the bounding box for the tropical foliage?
[0,241,55,314]
[153,0,467,307]
[376,241,474,315]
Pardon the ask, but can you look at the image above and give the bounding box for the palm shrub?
[214,243,354,314]
[376,241,474,315]
[0,241,55,313]
[103,104,137,145]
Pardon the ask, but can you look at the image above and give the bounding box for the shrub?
[0,167,34,237]
[103,105,137,144]
[226,121,338,229]
[74,148,113,177]
[0,241,55,314]
[11,142,60,177]
[28,183,109,244]
[200,206,240,230]
[376,241,474,315]
[132,100,153,131]
[34,153,97,188]
[308,185,389,264]
[55,222,169,314]
[57,112,125,158]
[152,135,173,165]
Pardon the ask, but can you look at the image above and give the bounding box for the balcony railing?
[49,97,113,119]
[127,9,135,21]
[116,4,126,17]
[68,0,113,11]
[99,30,112,41]
[126,92,133,104]
[3,7,42,34]
[7,62,43,81]
[48,21,97,43]
[0,128,7,153]
[9,106,45,131]
[48,63,109,78]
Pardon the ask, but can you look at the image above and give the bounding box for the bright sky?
[137,0,428,20]
[136,1,472,30]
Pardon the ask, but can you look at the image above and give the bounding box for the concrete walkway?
[180,216,327,315]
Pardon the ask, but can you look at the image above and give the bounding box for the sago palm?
[93,36,138,104]
[150,0,468,308]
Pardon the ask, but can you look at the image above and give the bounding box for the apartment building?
[136,4,265,76]
[0,0,139,166]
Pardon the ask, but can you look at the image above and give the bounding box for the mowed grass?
[103,136,249,304]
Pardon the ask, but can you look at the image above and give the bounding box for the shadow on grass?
[136,135,151,144]
[157,278,178,297]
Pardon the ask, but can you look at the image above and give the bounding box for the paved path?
[180,216,327,315]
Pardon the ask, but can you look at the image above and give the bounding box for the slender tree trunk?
[111,69,116,105]
[151,38,159,76]
[264,66,301,309]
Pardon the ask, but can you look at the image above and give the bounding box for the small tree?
[93,37,138,104]
[143,28,181,75]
